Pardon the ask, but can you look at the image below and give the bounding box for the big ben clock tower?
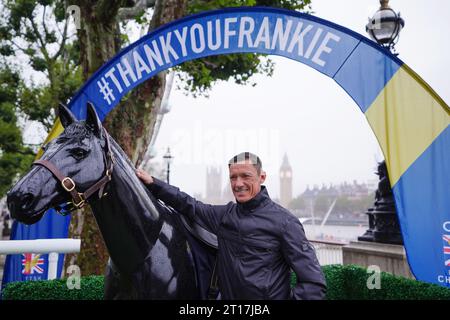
[280,153,293,208]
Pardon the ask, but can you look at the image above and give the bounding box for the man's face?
[229,161,266,203]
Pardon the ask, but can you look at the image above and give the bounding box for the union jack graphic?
[446,259,450,267]
[21,253,45,275]
[443,235,450,245]
[445,247,450,255]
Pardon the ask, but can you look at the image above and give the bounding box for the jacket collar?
[236,186,271,212]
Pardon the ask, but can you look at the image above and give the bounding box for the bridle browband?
[32,127,114,213]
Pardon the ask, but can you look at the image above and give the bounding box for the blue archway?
[10,7,450,287]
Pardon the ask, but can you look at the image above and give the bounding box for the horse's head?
[7,102,111,224]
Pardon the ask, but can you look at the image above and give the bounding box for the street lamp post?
[358,161,403,245]
[366,0,405,54]
[163,147,173,184]
[358,0,405,245]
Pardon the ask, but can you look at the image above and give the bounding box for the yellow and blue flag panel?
[3,7,449,288]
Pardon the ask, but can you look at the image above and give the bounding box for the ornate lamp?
[366,0,405,54]
[359,161,403,245]
[163,147,173,184]
[358,1,405,245]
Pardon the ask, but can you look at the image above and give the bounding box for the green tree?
[288,195,306,210]
[334,194,374,215]
[0,0,82,131]
[0,67,35,197]
[314,194,333,216]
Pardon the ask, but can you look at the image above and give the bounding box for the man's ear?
[260,170,267,184]
[86,102,102,137]
[59,103,76,128]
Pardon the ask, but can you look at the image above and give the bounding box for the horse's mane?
[58,122,92,142]
[107,132,160,220]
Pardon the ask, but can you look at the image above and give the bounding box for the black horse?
[7,103,217,299]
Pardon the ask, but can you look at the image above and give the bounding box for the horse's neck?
[109,143,160,220]
[89,144,162,274]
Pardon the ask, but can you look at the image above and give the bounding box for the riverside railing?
[310,239,347,265]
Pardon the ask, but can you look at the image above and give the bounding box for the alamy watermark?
[66,264,81,290]
[67,5,81,30]
[167,121,281,170]
[366,265,381,290]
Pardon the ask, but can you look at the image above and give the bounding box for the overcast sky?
[20,1,449,200]
[150,0,450,199]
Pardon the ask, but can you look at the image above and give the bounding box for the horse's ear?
[86,102,102,137]
[59,103,76,128]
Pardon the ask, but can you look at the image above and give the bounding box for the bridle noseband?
[33,127,114,214]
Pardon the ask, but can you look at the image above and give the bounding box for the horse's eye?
[69,148,89,160]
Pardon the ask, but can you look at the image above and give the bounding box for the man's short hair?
[228,152,262,174]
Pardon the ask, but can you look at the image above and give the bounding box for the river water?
[303,223,368,243]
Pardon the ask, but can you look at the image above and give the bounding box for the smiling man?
[136,152,326,300]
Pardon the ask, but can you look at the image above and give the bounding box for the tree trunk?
[103,0,187,165]
[77,0,122,78]
[63,0,123,276]
[64,0,187,276]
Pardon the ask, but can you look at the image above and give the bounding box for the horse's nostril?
[21,193,35,210]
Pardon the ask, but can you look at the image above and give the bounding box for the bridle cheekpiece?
[32,127,114,215]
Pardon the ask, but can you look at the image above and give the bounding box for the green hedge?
[3,265,450,300]
[322,265,450,300]
[1,275,104,300]
[311,265,450,300]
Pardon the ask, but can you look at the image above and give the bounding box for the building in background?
[222,182,234,204]
[201,167,234,204]
[205,167,223,204]
[291,180,377,226]
[279,153,293,208]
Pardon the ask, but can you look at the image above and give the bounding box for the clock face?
[280,171,292,178]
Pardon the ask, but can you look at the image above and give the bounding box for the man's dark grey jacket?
[148,178,327,300]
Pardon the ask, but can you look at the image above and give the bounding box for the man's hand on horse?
[136,169,154,184]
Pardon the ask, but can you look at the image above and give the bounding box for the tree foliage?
[334,194,373,214]
[289,195,306,210]
[0,0,82,131]
[0,67,35,197]
[291,193,374,217]
[0,0,82,196]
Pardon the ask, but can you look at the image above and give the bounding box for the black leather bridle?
[32,127,114,214]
